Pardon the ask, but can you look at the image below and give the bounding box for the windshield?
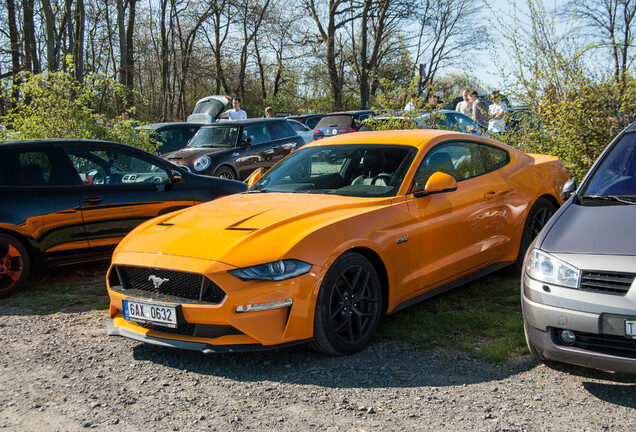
[582,132,636,202]
[250,144,417,197]
[189,126,239,148]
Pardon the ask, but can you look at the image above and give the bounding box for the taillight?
[313,129,320,135]
[339,128,356,134]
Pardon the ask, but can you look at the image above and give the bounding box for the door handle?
[484,191,500,200]
[82,197,104,204]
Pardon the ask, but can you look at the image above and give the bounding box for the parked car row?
[3,98,634,375]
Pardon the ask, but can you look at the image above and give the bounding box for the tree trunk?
[23,0,41,73]
[41,0,59,71]
[6,0,21,104]
[74,0,85,81]
[117,0,127,86]
[126,0,137,92]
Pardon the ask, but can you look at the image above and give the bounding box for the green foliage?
[498,78,636,180]
[0,70,158,153]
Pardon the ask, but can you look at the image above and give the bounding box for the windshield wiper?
[582,195,636,205]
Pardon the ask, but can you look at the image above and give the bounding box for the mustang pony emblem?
[148,275,169,289]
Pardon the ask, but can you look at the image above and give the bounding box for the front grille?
[553,329,636,359]
[111,265,226,304]
[580,271,635,295]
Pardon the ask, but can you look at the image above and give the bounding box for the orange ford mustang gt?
[106,130,568,355]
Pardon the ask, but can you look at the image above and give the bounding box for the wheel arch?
[536,193,560,211]
[213,163,238,179]
[347,246,389,315]
[0,228,38,265]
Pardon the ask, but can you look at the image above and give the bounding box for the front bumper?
[522,272,636,374]
[106,251,325,351]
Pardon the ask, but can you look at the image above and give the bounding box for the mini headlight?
[525,249,580,288]
[229,259,312,281]
[193,155,211,172]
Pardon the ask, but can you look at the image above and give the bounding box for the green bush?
[0,70,158,153]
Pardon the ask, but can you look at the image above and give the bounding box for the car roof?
[201,118,289,127]
[141,122,205,130]
[0,138,124,147]
[301,129,506,151]
[324,110,376,116]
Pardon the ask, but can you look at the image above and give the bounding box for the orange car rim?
[0,243,23,293]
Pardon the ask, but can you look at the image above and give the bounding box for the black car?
[312,110,377,139]
[163,118,306,180]
[139,122,205,154]
[286,114,325,129]
[0,139,248,298]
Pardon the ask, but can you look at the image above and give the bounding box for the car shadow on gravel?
[543,362,636,408]
[131,341,532,389]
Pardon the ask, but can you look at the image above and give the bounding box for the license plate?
[123,299,178,328]
[626,320,636,338]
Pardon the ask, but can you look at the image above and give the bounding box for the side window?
[306,117,321,129]
[0,149,62,186]
[413,142,486,190]
[268,121,295,140]
[454,115,479,134]
[242,124,273,145]
[480,144,510,172]
[63,146,170,185]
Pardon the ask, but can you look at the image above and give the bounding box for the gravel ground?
[1,270,635,431]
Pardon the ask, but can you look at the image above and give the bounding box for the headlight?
[193,155,211,172]
[525,249,580,288]
[229,259,312,281]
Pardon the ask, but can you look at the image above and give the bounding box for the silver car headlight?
[525,249,580,288]
[193,155,211,172]
[229,260,312,281]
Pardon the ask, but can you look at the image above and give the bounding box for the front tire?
[213,166,236,180]
[310,252,382,355]
[0,234,31,298]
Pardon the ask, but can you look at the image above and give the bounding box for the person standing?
[469,91,488,129]
[488,91,506,133]
[455,89,473,116]
[219,98,247,120]
[264,107,274,118]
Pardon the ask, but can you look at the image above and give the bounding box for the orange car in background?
[106,130,568,355]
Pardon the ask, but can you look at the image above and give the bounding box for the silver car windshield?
[189,126,239,148]
[249,144,417,197]
[583,132,636,201]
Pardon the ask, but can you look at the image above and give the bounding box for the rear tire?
[309,252,382,355]
[0,234,31,298]
[513,197,556,273]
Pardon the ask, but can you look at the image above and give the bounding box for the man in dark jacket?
[469,91,488,128]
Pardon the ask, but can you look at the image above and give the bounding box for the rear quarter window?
[268,121,296,139]
[480,145,509,172]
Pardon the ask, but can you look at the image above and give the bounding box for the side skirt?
[389,261,515,315]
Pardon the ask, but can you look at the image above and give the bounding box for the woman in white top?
[488,91,505,133]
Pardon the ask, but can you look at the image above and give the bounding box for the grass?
[3,262,111,315]
[376,268,529,362]
[2,262,528,362]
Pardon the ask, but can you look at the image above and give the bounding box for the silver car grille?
[579,271,635,295]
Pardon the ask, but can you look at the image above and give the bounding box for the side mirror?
[414,172,458,198]
[241,136,253,148]
[562,178,578,201]
[170,169,183,184]
[245,168,264,187]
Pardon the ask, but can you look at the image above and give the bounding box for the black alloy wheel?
[213,166,236,180]
[310,252,382,355]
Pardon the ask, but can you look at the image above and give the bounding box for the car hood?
[116,192,392,266]
[164,146,230,162]
[540,201,636,256]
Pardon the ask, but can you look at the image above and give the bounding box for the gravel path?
[1,304,635,431]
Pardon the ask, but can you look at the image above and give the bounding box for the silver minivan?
[522,123,636,374]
